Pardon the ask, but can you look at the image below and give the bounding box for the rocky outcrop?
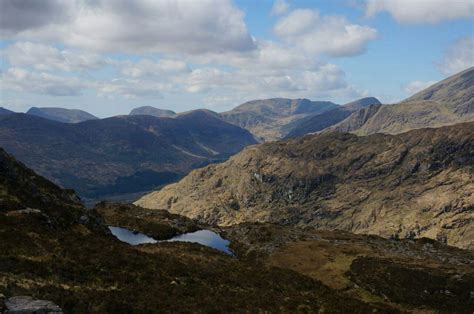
[136,122,474,249]
[4,296,63,313]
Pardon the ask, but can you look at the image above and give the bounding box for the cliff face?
[136,122,474,249]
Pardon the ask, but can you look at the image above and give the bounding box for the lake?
[108,226,232,255]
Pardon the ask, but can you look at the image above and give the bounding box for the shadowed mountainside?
[137,122,474,249]
[0,108,14,115]
[0,110,256,202]
[285,97,381,139]
[326,68,473,135]
[220,98,338,141]
[27,107,99,123]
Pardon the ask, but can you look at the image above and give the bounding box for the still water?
[108,226,232,255]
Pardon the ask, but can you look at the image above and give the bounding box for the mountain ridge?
[27,107,99,123]
[326,68,474,136]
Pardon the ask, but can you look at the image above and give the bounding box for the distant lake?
[109,226,232,255]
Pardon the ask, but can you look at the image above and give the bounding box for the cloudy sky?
[0,0,473,117]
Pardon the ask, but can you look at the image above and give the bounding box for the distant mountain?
[0,111,256,201]
[0,107,15,115]
[402,67,473,115]
[326,68,474,135]
[130,106,176,118]
[27,107,99,123]
[220,98,338,141]
[285,97,380,139]
[136,122,474,249]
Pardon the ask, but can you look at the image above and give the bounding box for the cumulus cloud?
[271,0,290,16]
[274,9,377,57]
[97,78,167,99]
[121,59,190,78]
[1,68,89,96]
[365,0,474,24]
[2,0,255,55]
[437,37,474,76]
[3,42,107,72]
[404,80,438,95]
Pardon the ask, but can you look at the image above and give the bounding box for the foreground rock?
[4,296,63,314]
[136,122,474,249]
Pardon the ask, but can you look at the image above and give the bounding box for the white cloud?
[274,9,377,57]
[121,59,190,78]
[271,0,290,16]
[437,37,474,76]
[2,0,255,55]
[1,68,89,96]
[97,79,168,99]
[365,0,474,24]
[404,80,438,95]
[3,41,106,72]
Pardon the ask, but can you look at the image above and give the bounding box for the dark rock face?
[27,107,98,123]
[0,111,256,201]
[4,296,63,314]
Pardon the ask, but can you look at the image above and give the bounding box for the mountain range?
[0,110,256,202]
[220,98,339,141]
[285,97,381,139]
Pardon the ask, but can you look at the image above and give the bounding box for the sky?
[0,0,473,118]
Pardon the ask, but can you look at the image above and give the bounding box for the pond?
[108,227,232,255]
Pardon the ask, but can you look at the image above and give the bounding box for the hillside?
[129,106,176,117]
[327,68,474,135]
[285,97,381,139]
[7,147,467,312]
[3,146,402,312]
[27,107,99,123]
[220,98,338,141]
[0,112,256,201]
[136,122,474,249]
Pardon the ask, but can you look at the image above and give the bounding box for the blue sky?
[0,0,473,117]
